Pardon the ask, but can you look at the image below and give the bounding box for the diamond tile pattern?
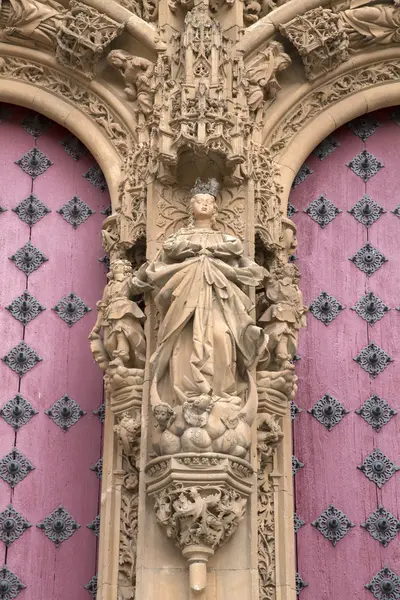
[361,505,400,547]
[349,242,387,277]
[366,567,400,600]
[348,116,380,141]
[313,135,340,160]
[1,394,38,431]
[2,341,42,377]
[52,292,91,326]
[21,113,51,138]
[0,448,35,488]
[353,342,392,378]
[0,565,26,600]
[358,448,399,488]
[57,196,94,229]
[15,147,53,179]
[308,394,349,430]
[0,504,31,546]
[304,195,341,228]
[356,395,397,431]
[9,240,48,275]
[37,505,80,547]
[292,164,313,188]
[6,291,45,325]
[348,195,385,228]
[12,193,51,226]
[351,292,389,326]
[309,291,345,325]
[346,149,384,182]
[312,505,354,546]
[84,164,107,191]
[45,394,86,431]
[61,133,88,161]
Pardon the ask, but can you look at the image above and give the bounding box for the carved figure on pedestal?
[89,259,146,370]
[134,179,266,459]
[0,0,65,48]
[107,49,154,115]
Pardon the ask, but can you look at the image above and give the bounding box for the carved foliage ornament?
[0,57,129,158]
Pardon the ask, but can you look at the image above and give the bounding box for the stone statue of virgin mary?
[134,179,268,457]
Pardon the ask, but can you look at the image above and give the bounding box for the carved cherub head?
[152,402,175,429]
[188,178,219,228]
[108,259,133,281]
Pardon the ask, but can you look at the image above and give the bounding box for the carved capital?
[279,7,349,81]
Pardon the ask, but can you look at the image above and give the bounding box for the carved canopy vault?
[1,0,400,598]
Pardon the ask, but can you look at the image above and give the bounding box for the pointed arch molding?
[1,2,400,600]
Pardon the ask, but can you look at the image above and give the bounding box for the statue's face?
[191,194,215,220]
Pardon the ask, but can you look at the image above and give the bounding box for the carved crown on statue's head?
[189,178,220,198]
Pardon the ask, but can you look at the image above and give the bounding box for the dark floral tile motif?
[0,448,35,488]
[9,240,48,276]
[292,455,304,475]
[84,164,107,192]
[101,204,112,217]
[349,243,387,277]
[6,291,45,325]
[391,205,400,218]
[358,448,399,488]
[292,164,313,189]
[91,457,103,479]
[87,514,100,537]
[348,195,385,228]
[291,400,302,421]
[0,394,38,431]
[356,395,396,431]
[351,292,389,326]
[346,149,384,182]
[0,565,26,599]
[0,504,31,546]
[2,341,42,377]
[37,505,80,547]
[0,107,11,123]
[296,573,308,596]
[84,574,98,598]
[313,135,340,160]
[13,194,51,226]
[308,393,349,431]
[15,147,53,179]
[93,403,105,424]
[361,505,400,547]
[21,113,51,138]
[294,513,305,533]
[348,116,380,141]
[0,205,6,214]
[353,342,392,379]
[52,292,91,326]
[304,196,341,228]
[61,133,88,161]
[45,394,86,431]
[312,505,354,546]
[57,196,94,229]
[366,567,400,600]
[391,108,400,127]
[309,291,345,325]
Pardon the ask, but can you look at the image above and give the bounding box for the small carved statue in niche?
[246,42,291,114]
[89,259,146,370]
[0,0,66,48]
[107,49,154,115]
[133,179,267,458]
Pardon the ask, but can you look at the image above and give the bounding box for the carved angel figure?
[246,41,291,112]
[0,0,66,48]
[258,262,307,369]
[89,259,146,370]
[107,49,154,115]
[134,179,267,457]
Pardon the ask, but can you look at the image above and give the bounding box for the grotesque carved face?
[191,193,216,221]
